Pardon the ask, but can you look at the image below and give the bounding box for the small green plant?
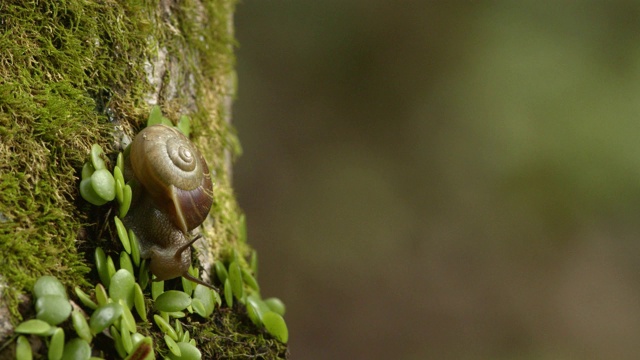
[12,106,288,359]
[213,249,289,344]
[13,276,95,360]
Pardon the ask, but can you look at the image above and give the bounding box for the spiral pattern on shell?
[130,124,213,233]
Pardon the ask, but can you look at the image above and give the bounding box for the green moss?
[0,0,156,321]
[197,309,289,359]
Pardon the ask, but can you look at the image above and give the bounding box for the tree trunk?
[0,1,287,358]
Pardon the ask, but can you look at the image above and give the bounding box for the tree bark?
[0,0,287,358]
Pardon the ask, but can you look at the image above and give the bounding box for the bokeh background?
[233,2,640,359]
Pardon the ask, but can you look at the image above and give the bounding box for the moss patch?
[198,308,289,359]
[0,0,155,320]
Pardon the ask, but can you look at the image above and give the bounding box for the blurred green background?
[233,2,640,359]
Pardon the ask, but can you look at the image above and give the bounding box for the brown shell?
[130,124,213,232]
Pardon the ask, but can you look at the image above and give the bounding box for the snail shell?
[123,124,214,283]
[130,124,213,233]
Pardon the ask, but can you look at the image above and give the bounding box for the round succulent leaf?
[16,335,32,360]
[151,280,164,301]
[160,311,170,322]
[49,327,65,360]
[241,268,259,292]
[231,248,241,262]
[113,166,125,191]
[115,179,124,204]
[193,284,215,315]
[181,275,193,297]
[138,260,150,290]
[106,256,116,282]
[129,229,140,267]
[89,303,123,335]
[181,330,190,343]
[174,319,183,338]
[116,152,124,171]
[74,287,97,310]
[131,332,145,348]
[176,115,191,137]
[71,310,92,344]
[35,295,71,325]
[94,248,110,287]
[134,283,147,321]
[245,300,262,326]
[168,342,201,360]
[119,251,134,276]
[164,335,181,357]
[62,338,91,360]
[79,178,108,206]
[223,278,233,307]
[153,314,178,341]
[212,289,222,308]
[227,261,244,300]
[109,269,135,309]
[120,184,132,218]
[246,294,271,326]
[248,294,270,314]
[214,261,228,284]
[188,266,199,279]
[81,162,95,181]
[110,325,126,358]
[114,217,131,254]
[262,311,289,344]
[190,299,207,318]
[15,319,52,335]
[95,284,108,306]
[264,297,286,316]
[90,144,107,170]
[120,322,133,354]
[90,169,116,201]
[34,275,67,299]
[167,311,186,319]
[119,299,137,334]
[147,105,164,126]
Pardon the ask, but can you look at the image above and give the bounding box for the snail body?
[122,124,213,285]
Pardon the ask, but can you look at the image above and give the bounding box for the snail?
[122,124,214,287]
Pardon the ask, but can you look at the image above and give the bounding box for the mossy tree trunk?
[0,1,286,358]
